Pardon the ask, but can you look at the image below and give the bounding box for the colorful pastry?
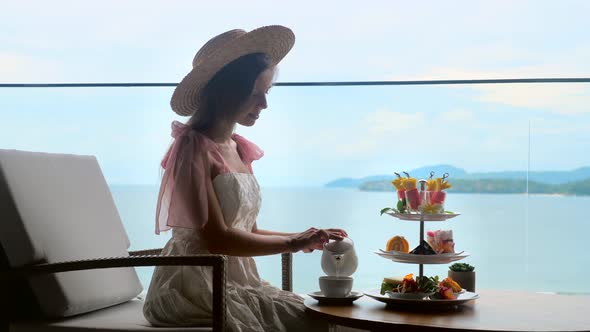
[437,176,452,190]
[400,273,419,293]
[426,178,439,191]
[438,285,457,299]
[420,202,444,214]
[403,174,420,210]
[429,191,446,205]
[391,175,405,201]
[426,230,455,254]
[385,235,410,253]
[425,173,451,205]
[440,277,462,293]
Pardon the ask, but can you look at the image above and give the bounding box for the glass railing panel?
[528,110,590,294]
[1,83,588,295]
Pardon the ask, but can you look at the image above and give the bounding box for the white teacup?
[319,276,353,298]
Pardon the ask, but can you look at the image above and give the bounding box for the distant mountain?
[399,164,468,179]
[360,177,590,195]
[465,167,590,185]
[565,177,590,195]
[325,165,466,188]
[325,175,393,188]
[326,165,590,188]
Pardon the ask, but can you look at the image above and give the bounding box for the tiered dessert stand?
[366,180,479,307]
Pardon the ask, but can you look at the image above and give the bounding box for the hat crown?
[192,29,247,68]
[173,25,294,116]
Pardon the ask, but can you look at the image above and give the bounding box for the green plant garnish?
[449,263,475,272]
[396,198,407,213]
[380,281,397,295]
[416,275,440,293]
[380,207,398,215]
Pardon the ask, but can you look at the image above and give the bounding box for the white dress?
[143,173,324,332]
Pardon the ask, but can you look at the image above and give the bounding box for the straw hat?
[170,25,295,116]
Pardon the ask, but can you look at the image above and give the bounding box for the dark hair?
[190,53,272,130]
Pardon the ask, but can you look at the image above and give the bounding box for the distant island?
[325,164,590,196]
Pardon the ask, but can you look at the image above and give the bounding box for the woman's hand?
[288,227,349,253]
[288,228,328,253]
[324,228,348,239]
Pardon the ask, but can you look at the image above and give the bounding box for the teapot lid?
[324,237,354,253]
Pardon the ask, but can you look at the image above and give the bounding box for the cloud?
[324,108,489,158]
[298,105,550,173]
[457,72,586,115]
[0,53,62,82]
[365,109,425,136]
[410,50,590,115]
[439,109,474,123]
[3,1,589,84]
[326,110,425,157]
[478,84,590,115]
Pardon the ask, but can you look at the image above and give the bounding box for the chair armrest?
[128,248,163,256]
[129,249,293,292]
[1,255,227,332]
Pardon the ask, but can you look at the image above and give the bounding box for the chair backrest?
[0,149,143,319]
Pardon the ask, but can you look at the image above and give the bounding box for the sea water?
[112,186,590,295]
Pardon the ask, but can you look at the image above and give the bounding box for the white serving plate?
[364,289,479,308]
[383,211,461,221]
[385,291,435,300]
[375,250,470,264]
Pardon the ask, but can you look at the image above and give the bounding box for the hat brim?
[171,25,295,116]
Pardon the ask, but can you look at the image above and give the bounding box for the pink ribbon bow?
[161,121,190,169]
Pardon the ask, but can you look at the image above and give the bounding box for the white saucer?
[308,291,363,305]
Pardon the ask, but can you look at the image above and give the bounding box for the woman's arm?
[252,222,296,236]
[251,224,347,253]
[201,176,331,256]
[252,223,348,239]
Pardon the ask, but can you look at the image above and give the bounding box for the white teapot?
[321,237,358,277]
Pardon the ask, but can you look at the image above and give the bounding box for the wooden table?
[305,289,590,332]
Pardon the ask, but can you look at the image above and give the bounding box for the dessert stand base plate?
[364,289,479,310]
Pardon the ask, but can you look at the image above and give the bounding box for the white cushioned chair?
[0,149,293,332]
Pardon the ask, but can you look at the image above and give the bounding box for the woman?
[143,26,347,331]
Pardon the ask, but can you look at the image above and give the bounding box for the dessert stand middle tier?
[379,210,464,278]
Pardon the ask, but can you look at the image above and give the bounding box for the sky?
[1,0,589,186]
